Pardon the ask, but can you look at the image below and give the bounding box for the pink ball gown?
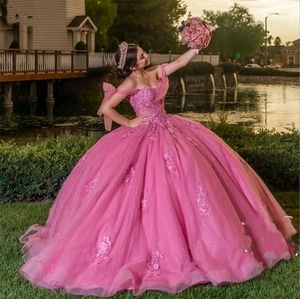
[19,64,297,297]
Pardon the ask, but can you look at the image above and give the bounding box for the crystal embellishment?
[124,166,136,183]
[141,188,149,210]
[85,178,97,194]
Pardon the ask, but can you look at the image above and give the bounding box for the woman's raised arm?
[158,48,201,78]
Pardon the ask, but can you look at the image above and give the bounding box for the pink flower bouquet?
[179,17,215,49]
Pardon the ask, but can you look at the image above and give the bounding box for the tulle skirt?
[19,114,297,297]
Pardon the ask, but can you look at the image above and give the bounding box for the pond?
[0,82,299,145]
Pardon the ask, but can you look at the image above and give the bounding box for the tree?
[85,0,117,51]
[106,0,187,52]
[267,35,273,47]
[0,0,7,25]
[274,36,282,47]
[202,3,265,63]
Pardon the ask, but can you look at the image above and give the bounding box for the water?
[170,83,300,132]
[0,83,299,145]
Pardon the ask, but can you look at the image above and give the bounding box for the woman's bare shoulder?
[146,65,164,79]
[118,76,137,91]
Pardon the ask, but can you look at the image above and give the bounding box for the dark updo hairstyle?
[115,43,139,79]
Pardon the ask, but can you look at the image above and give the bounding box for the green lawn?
[0,192,299,299]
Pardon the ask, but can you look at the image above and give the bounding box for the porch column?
[45,81,55,124]
[73,30,81,48]
[29,81,38,115]
[3,84,13,108]
[46,81,55,103]
[19,23,28,49]
[87,31,95,52]
[29,81,38,103]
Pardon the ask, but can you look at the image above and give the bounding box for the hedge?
[0,136,95,203]
[218,62,242,73]
[0,122,299,203]
[239,68,299,77]
[172,62,215,78]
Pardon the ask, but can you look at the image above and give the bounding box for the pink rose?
[179,16,215,49]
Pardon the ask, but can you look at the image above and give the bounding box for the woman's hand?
[129,114,151,128]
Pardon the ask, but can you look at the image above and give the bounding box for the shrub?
[0,135,95,203]
[9,40,19,49]
[172,62,215,78]
[75,41,88,51]
[0,121,298,203]
[239,68,299,77]
[218,62,242,73]
[207,113,299,191]
[86,66,112,78]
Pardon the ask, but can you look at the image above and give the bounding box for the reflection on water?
[168,83,300,132]
[0,83,299,144]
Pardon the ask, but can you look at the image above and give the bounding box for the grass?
[0,192,299,299]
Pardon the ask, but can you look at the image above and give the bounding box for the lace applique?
[146,116,175,141]
[141,188,149,210]
[182,119,200,129]
[147,124,158,142]
[147,250,163,277]
[163,152,177,174]
[195,183,209,215]
[122,129,135,138]
[130,88,157,111]
[92,236,112,265]
[124,166,136,183]
[162,118,176,138]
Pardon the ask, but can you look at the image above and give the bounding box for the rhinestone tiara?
[117,42,129,69]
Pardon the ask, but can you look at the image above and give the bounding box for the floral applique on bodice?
[98,64,169,131]
[129,86,167,123]
[128,64,170,124]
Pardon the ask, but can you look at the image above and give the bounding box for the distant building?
[254,38,299,67]
[283,39,300,67]
[267,39,299,67]
[0,0,97,51]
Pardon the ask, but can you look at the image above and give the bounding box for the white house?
[0,0,97,51]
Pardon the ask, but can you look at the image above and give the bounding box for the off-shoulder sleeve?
[158,63,168,79]
[96,82,134,132]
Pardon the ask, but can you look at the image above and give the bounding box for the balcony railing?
[0,49,220,75]
[0,49,89,74]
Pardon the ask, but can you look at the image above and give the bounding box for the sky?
[183,0,299,44]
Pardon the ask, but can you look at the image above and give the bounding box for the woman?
[19,42,297,297]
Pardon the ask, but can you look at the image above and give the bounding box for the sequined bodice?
[129,75,169,124]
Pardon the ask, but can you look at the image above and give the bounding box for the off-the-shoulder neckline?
[132,76,165,92]
[133,85,159,91]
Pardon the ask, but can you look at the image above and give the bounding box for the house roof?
[292,38,300,45]
[67,15,97,31]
